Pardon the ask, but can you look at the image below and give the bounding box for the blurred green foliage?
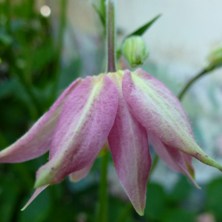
[0,1,222,222]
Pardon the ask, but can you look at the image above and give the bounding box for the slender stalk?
[16,73,42,117]
[4,0,41,118]
[106,0,116,72]
[96,2,117,220]
[116,204,132,222]
[5,0,11,33]
[178,67,210,100]
[52,0,68,98]
[96,151,109,222]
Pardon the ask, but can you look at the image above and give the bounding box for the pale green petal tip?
[34,180,44,189]
[186,164,201,189]
[34,171,51,188]
[136,208,144,216]
[190,175,201,190]
[21,202,32,211]
[133,204,145,216]
[194,151,222,172]
[21,205,27,211]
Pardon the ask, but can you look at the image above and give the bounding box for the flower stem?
[106,0,116,72]
[178,67,210,100]
[95,1,117,220]
[52,0,68,99]
[96,151,109,222]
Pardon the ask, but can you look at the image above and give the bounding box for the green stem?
[178,67,210,100]
[96,151,109,222]
[116,204,132,222]
[52,0,67,98]
[106,0,116,72]
[5,0,11,33]
[95,1,117,220]
[16,73,42,117]
[5,0,42,118]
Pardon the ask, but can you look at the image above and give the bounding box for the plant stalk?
[178,67,210,100]
[96,151,109,222]
[106,0,116,72]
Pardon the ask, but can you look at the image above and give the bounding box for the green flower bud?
[122,36,148,68]
[207,47,222,70]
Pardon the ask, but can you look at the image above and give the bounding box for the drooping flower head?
[0,69,221,215]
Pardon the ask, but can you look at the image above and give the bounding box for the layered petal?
[149,133,199,188]
[69,163,92,182]
[35,75,118,187]
[108,72,151,215]
[0,79,81,163]
[123,69,222,171]
[21,185,48,211]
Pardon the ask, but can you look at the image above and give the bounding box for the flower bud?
[208,47,222,69]
[122,36,148,67]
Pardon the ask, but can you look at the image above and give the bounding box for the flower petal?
[108,72,151,215]
[123,69,222,171]
[149,133,200,188]
[69,164,92,182]
[0,79,81,163]
[35,75,118,187]
[21,185,48,211]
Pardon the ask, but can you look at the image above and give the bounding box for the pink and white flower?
[0,69,221,215]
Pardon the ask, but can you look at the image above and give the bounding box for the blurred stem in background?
[4,0,42,119]
[5,0,11,33]
[52,0,68,100]
[96,150,109,222]
[179,67,219,100]
[179,46,222,100]
[178,69,209,100]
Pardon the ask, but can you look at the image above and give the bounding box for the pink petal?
[123,69,222,171]
[34,75,118,187]
[69,163,92,182]
[108,73,151,216]
[21,185,48,211]
[149,133,200,188]
[0,79,81,163]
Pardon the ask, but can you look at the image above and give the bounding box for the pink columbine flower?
[0,69,221,215]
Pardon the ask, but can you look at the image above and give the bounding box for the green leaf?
[169,176,192,202]
[0,79,17,99]
[145,182,167,220]
[30,43,54,73]
[161,208,195,222]
[18,190,51,222]
[0,32,13,46]
[93,0,106,27]
[126,14,161,38]
[100,0,106,20]
[108,198,133,222]
[0,175,20,222]
[205,177,222,221]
